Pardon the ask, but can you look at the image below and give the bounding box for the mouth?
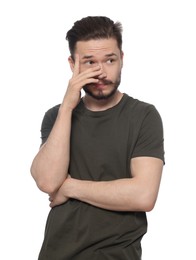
[84,79,114,93]
[94,79,113,89]
[94,82,107,90]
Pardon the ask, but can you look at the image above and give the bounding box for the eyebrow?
[82,53,118,60]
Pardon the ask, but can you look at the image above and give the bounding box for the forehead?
[75,38,120,57]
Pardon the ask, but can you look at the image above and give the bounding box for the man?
[31,16,164,260]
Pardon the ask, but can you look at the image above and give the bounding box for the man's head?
[66,16,123,59]
[66,16,124,100]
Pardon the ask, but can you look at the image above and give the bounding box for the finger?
[72,65,102,84]
[49,199,56,207]
[72,54,80,77]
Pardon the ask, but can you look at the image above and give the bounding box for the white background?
[0,0,195,259]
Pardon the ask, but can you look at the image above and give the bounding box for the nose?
[98,73,107,79]
[98,63,107,79]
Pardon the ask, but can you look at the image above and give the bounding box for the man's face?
[73,38,123,100]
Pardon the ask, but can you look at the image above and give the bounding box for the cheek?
[108,66,121,79]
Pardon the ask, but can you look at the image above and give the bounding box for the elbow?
[137,195,157,212]
[33,176,58,194]
[30,164,57,194]
[142,200,156,212]
[36,180,57,194]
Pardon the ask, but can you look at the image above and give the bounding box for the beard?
[83,73,122,100]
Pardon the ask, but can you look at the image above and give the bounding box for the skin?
[31,38,163,212]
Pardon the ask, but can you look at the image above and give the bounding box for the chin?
[84,88,118,100]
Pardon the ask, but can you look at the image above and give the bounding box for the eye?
[106,59,115,64]
[85,60,94,65]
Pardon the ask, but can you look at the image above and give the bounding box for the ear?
[68,56,75,72]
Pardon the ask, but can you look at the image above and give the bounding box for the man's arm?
[49,157,163,212]
[30,106,73,194]
[30,56,103,194]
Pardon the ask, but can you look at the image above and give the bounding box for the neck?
[83,91,123,112]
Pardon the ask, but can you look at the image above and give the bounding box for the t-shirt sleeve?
[40,105,59,146]
[131,105,165,163]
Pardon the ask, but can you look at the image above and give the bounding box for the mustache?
[94,79,114,85]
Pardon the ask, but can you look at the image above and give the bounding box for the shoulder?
[123,93,160,119]
[44,104,61,121]
[41,104,61,129]
[124,95,165,162]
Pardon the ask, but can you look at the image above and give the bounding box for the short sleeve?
[131,105,165,163]
[40,105,60,146]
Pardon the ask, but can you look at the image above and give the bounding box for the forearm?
[31,106,72,194]
[31,61,107,194]
[65,178,156,212]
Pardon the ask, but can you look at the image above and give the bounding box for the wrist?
[65,177,79,199]
[66,178,91,201]
[59,103,74,114]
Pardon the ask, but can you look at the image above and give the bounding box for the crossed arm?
[31,55,163,212]
[49,156,163,212]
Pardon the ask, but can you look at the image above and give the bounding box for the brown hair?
[66,16,123,59]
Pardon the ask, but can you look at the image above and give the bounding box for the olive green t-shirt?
[38,94,164,260]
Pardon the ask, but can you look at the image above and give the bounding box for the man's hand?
[49,175,71,207]
[61,54,102,110]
